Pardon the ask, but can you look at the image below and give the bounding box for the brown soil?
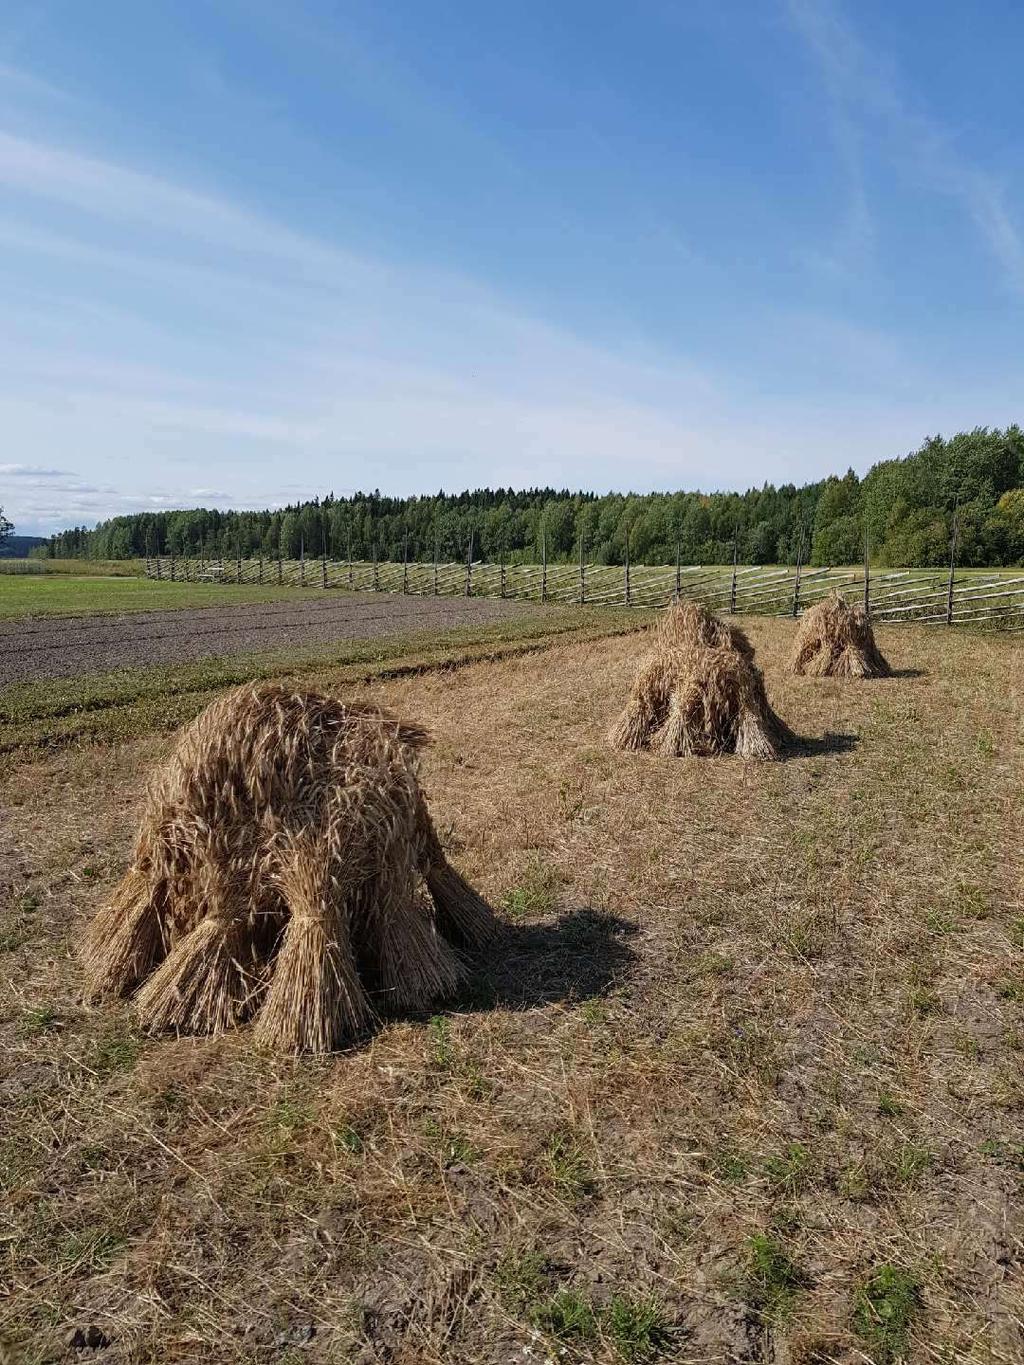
[0,593,531,684]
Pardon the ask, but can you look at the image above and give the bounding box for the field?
[0,574,318,620]
[0,592,553,686]
[0,559,146,580]
[2,616,1023,1364]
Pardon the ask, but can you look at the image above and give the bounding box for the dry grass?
[792,593,892,679]
[85,684,494,1053]
[2,617,1024,1364]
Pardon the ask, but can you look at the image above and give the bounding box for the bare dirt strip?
[0,593,534,684]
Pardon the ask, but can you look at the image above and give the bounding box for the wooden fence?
[144,554,1024,630]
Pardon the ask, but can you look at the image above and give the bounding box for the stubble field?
[1,615,1022,1364]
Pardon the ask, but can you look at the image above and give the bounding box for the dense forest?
[34,427,1024,567]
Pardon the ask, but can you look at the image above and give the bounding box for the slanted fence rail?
[144,556,1024,631]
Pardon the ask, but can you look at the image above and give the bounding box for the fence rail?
[144,555,1024,631]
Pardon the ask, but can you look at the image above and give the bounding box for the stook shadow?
[784,730,859,759]
[456,907,640,1013]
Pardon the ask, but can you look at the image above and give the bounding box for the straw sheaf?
[84,682,496,1053]
[656,598,754,659]
[791,593,891,679]
[612,605,791,760]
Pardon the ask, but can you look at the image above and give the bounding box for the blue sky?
[1,0,1022,535]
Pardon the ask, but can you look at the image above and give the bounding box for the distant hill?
[0,535,47,558]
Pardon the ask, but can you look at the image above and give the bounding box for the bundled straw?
[791,593,891,679]
[84,683,496,1053]
[612,603,791,759]
[657,598,754,659]
[611,644,791,759]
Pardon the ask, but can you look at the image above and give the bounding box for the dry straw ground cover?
[2,616,1023,1364]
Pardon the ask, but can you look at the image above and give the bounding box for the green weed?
[853,1264,920,1362]
[494,1248,551,1311]
[604,1293,673,1362]
[502,853,562,919]
[763,1143,810,1196]
[746,1233,807,1322]
[544,1128,595,1201]
[531,1288,597,1342]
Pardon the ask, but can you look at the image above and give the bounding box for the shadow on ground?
[461,908,640,1012]
[787,730,860,759]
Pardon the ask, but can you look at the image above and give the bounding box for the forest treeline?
[35,427,1024,567]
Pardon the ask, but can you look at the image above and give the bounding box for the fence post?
[277,551,283,585]
[946,498,959,626]
[730,535,738,615]
[403,534,409,594]
[155,554,162,580]
[373,543,379,591]
[465,530,473,596]
[170,553,176,582]
[541,532,547,604]
[624,528,631,606]
[321,528,327,589]
[236,540,241,585]
[792,531,803,618]
[863,530,870,618]
[675,542,681,601]
[347,534,353,590]
[433,536,439,596]
[579,533,586,605]
[500,546,506,599]
[258,553,263,585]
[300,535,305,587]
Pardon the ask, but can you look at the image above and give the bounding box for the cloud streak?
[786,0,1024,295]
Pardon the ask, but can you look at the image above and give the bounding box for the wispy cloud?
[0,462,72,477]
[786,0,1024,295]
[0,61,75,104]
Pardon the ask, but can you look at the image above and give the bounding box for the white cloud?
[0,463,72,477]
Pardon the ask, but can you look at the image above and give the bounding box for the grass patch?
[853,1264,921,1362]
[495,1248,552,1312]
[745,1233,807,1322]
[763,1142,811,1196]
[604,1293,674,1362]
[543,1128,595,1201]
[20,1005,59,1037]
[502,852,563,919]
[531,1287,598,1342]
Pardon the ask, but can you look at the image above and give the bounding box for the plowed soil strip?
[0,593,532,684]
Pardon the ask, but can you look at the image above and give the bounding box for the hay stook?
[611,602,791,760]
[84,683,496,1054]
[657,598,754,659]
[791,593,891,679]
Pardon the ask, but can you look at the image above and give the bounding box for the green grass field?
[0,574,319,619]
